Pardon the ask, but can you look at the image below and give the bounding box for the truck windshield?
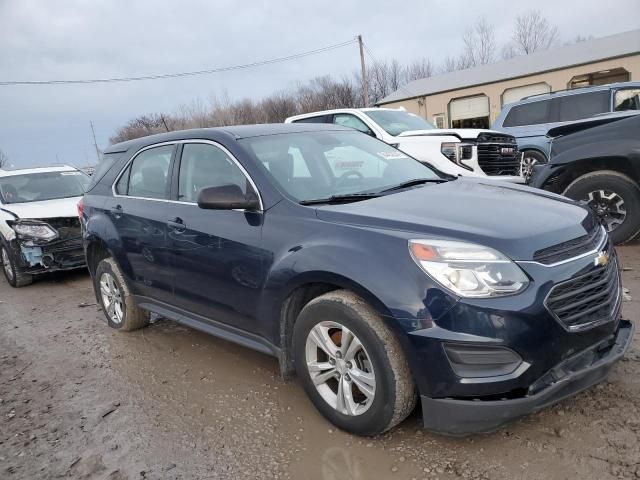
[240,130,441,203]
[0,171,90,204]
[364,110,435,136]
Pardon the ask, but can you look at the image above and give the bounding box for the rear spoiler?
[546,112,639,138]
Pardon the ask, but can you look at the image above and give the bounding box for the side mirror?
[197,184,260,211]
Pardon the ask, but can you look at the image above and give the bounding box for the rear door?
[109,143,175,300]
[165,141,266,333]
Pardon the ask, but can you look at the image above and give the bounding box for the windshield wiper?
[379,178,448,193]
[300,192,381,206]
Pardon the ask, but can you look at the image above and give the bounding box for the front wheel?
[1,244,33,288]
[563,170,640,244]
[521,150,547,183]
[293,290,416,436]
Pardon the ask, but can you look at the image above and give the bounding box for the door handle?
[167,217,186,232]
[110,204,123,219]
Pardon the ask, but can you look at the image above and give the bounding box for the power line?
[0,39,358,86]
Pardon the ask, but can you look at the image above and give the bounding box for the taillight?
[77,197,84,219]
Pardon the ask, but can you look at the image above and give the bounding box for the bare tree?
[404,58,435,82]
[462,18,496,66]
[511,10,558,55]
[0,149,8,169]
[564,34,594,45]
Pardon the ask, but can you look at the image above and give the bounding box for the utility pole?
[357,35,369,107]
[89,121,101,163]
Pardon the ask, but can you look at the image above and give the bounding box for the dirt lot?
[1,245,639,480]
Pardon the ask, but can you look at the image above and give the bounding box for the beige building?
[377,29,640,129]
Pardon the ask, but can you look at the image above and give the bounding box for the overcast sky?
[1,0,638,168]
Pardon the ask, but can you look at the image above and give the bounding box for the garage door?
[502,83,550,106]
[449,95,490,122]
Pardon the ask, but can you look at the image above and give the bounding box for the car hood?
[315,179,594,261]
[397,129,505,140]
[0,196,82,220]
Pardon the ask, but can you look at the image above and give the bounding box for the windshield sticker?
[60,171,82,176]
[377,151,409,160]
[334,161,363,170]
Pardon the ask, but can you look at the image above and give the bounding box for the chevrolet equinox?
[80,124,633,435]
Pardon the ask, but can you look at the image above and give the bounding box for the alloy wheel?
[586,189,626,232]
[305,321,376,416]
[2,248,13,281]
[100,272,124,325]
[521,155,539,182]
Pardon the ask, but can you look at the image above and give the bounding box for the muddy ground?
[1,245,639,480]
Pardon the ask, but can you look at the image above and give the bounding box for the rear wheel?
[563,170,640,244]
[293,290,416,436]
[95,257,149,331]
[1,244,33,288]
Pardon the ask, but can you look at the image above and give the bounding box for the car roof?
[104,123,352,154]
[547,110,640,137]
[507,81,640,107]
[0,165,79,177]
[285,107,403,122]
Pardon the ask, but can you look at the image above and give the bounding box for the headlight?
[441,143,473,170]
[11,222,58,240]
[409,239,529,298]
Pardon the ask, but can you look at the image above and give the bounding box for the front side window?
[178,143,248,203]
[556,91,609,122]
[364,110,434,136]
[292,115,330,124]
[240,131,439,202]
[614,89,640,111]
[502,100,552,127]
[118,145,173,199]
[0,170,90,204]
[333,114,373,135]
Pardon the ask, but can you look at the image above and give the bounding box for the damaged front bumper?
[9,217,86,274]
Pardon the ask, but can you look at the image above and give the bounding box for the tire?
[521,150,547,183]
[1,243,33,288]
[293,290,416,436]
[94,257,149,331]
[563,171,640,245]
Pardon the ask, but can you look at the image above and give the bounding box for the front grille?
[476,133,520,176]
[533,224,605,265]
[545,253,621,331]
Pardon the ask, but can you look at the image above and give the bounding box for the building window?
[432,114,445,129]
[568,68,629,88]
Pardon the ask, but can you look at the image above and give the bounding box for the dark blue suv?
[80,124,633,435]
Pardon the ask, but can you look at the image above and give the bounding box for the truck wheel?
[1,244,33,288]
[293,290,416,436]
[563,170,640,244]
[521,150,547,182]
[94,257,149,331]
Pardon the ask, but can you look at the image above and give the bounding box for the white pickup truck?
[285,108,524,183]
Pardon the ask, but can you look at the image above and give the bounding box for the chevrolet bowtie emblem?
[594,251,610,267]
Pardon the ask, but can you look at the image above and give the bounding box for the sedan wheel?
[100,272,124,325]
[305,321,376,416]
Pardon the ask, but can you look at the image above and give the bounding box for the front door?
[166,142,267,333]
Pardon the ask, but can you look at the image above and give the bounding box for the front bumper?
[420,319,634,435]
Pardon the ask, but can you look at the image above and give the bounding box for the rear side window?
[116,145,173,199]
[556,91,609,122]
[292,115,330,124]
[614,89,640,111]
[502,100,551,127]
[333,114,373,135]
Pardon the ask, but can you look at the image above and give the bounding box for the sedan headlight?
[409,239,529,298]
[11,222,58,240]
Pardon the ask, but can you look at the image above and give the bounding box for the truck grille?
[533,224,605,265]
[476,133,520,176]
[545,252,621,331]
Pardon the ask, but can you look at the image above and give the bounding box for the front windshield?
[0,171,90,204]
[240,131,441,203]
[365,110,435,136]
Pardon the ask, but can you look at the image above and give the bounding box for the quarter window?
[118,145,173,199]
[502,100,552,127]
[178,143,248,203]
[614,89,640,111]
